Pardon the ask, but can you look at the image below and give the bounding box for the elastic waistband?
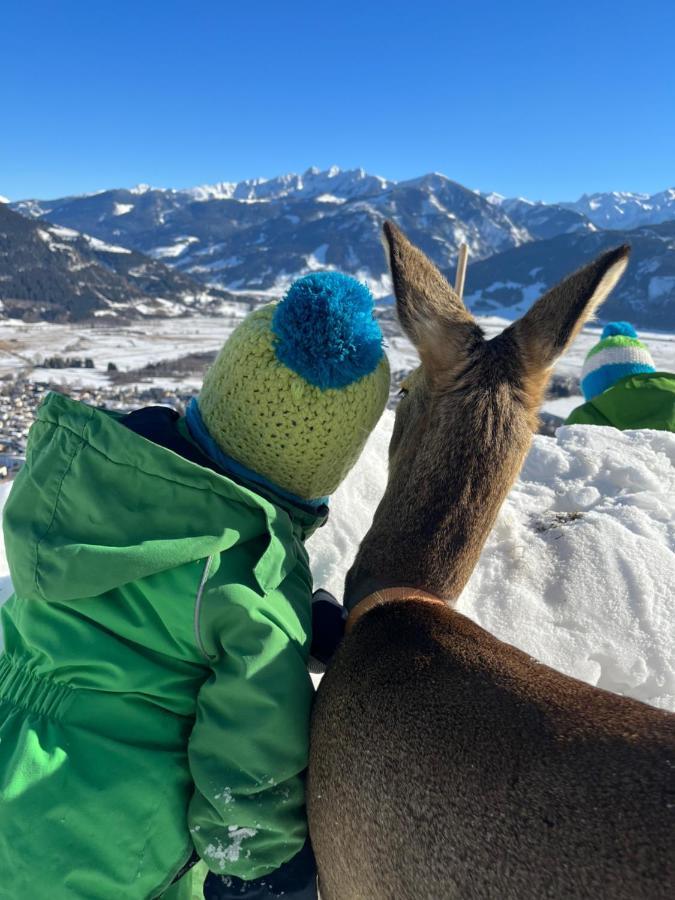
[0,654,194,748]
[0,655,75,721]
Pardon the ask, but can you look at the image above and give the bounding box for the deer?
[308,222,675,900]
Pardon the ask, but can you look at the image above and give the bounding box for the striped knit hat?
[581,322,656,401]
[196,272,390,501]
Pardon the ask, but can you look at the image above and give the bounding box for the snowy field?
[2,314,674,419]
[1,417,673,711]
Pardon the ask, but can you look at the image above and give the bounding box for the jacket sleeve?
[187,557,315,883]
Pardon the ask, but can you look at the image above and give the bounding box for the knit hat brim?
[581,324,656,401]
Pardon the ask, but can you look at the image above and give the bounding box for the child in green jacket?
[0,272,390,899]
[566,321,675,432]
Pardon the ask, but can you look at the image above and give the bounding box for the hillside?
[0,203,240,321]
[464,222,675,330]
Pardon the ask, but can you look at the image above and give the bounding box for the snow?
[36,228,71,252]
[182,167,390,204]
[0,314,249,384]
[355,270,393,300]
[565,188,675,229]
[185,182,237,201]
[149,236,199,259]
[48,224,80,240]
[202,827,258,867]
[309,413,674,711]
[37,225,132,255]
[305,245,329,268]
[315,194,346,204]
[543,395,585,419]
[83,235,132,254]
[112,202,134,216]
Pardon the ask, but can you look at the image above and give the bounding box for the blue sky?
[2,0,673,202]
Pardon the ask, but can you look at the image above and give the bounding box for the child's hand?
[309,590,346,673]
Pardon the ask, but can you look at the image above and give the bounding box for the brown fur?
[308,223,674,899]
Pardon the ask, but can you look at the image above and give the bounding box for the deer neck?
[345,385,534,610]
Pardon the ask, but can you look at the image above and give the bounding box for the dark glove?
[203,840,317,899]
[309,589,346,673]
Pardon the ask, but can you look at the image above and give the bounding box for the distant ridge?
[0,203,240,321]
[7,168,675,328]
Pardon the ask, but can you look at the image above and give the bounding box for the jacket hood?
[3,393,320,602]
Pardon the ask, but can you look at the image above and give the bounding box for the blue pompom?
[272,272,384,389]
[601,321,638,339]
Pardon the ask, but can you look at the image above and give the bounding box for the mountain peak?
[564,188,675,229]
[180,166,390,204]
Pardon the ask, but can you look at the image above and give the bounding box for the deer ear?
[383,221,481,368]
[508,245,630,372]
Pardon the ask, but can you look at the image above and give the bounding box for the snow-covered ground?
[0,314,249,383]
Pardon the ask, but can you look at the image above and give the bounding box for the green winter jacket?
[0,392,325,899]
[565,372,675,431]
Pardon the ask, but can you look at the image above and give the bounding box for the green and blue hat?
[581,321,656,401]
[197,272,390,501]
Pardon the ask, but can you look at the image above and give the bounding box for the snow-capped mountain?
[563,189,675,231]
[492,196,596,241]
[8,168,675,328]
[10,168,533,298]
[0,204,235,321]
[184,166,392,202]
[464,221,675,330]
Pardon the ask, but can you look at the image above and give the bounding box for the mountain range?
[5,168,675,328]
[0,203,235,322]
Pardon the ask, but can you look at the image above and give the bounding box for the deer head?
[345,222,630,608]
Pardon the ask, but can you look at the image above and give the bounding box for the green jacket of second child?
[565,372,675,432]
[0,392,325,899]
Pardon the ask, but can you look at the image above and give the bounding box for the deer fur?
[308,222,674,899]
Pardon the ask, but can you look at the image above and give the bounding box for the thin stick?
[454,243,469,301]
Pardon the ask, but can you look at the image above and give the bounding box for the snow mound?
[309,414,675,711]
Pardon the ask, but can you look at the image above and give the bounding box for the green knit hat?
[581,321,656,401]
[198,272,390,500]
